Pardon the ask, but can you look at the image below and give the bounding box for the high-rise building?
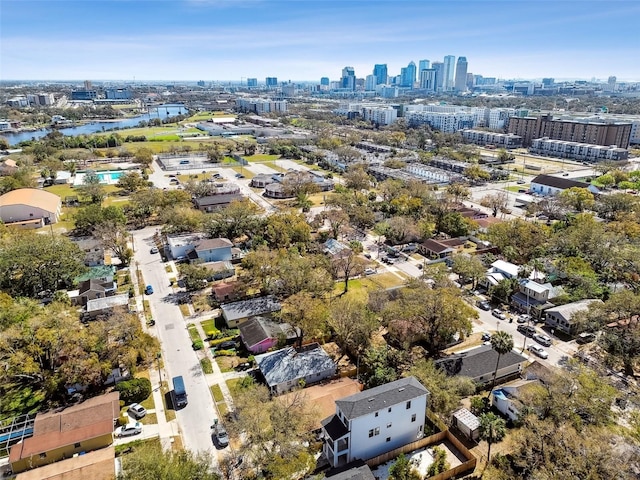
[401,61,416,88]
[320,77,330,86]
[341,66,356,90]
[373,64,388,85]
[265,77,278,87]
[607,76,617,92]
[419,69,437,91]
[466,73,474,91]
[432,62,444,91]
[418,59,430,72]
[443,55,456,91]
[247,78,258,87]
[454,56,468,92]
[365,74,377,91]
[542,78,555,87]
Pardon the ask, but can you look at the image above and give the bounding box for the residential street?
[131,227,219,463]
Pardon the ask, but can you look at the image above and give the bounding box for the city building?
[431,61,444,91]
[361,106,398,126]
[530,174,600,196]
[0,188,61,227]
[321,77,330,86]
[104,88,131,100]
[462,129,523,149]
[341,67,356,91]
[418,59,430,72]
[364,75,376,92]
[265,77,278,87]
[419,68,437,91]
[235,98,287,114]
[529,137,629,162]
[506,114,632,148]
[247,78,258,87]
[321,377,429,468]
[406,110,474,133]
[443,55,456,91]
[70,90,97,101]
[401,61,416,88]
[373,64,388,85]
[454,56,468,93]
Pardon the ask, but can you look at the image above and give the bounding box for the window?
[375,412,379,417]
[386,437,391,442]
[388,407,392,413]
[74,442,81,448]
[406,400,412,409]
[387,422,392,428]
[368,427,380,437]
[411,414,417,422]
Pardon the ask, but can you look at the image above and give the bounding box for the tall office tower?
[373,64,388,85]
[341,66,356,90]
[320,77,330,86]
[365,74,377,91]
[443,55,456,91]
[607,76,617,92]
[432,61,444,91]
[542,78,555,87]
[402,61,416,88]
[247,78,258,87]
[265,77,278,87]
[466,73,474,90]
[419,59,430,72]
[84,80,92,90]
[454,56,468,92]
[419,68,437,91]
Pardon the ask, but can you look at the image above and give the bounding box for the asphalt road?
[132,227,219,461]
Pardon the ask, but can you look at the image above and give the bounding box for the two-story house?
[479,259,521,290]
[511,280,563,313]
[191,238,233,263]
[321,377,430,468]
[76,278,117,306]
[544,299,602,335]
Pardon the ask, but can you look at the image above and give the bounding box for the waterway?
[1,104,188,145]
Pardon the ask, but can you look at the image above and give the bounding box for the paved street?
[131,227,219,462]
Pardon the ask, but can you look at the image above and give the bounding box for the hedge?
[114,378,152,404]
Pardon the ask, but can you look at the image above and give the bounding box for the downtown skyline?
[1,0,640,82]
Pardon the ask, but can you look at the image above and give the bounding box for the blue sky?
[1,0,639,82]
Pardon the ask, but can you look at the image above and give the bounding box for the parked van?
[172,375,188,408]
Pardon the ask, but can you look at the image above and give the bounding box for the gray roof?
[321,414,349,441]
[545,299,602,321]
[531,174,590,190]
[194,237,232,251]
[435,345,527,381]
[85,294,129,312]
[326,464,376,480]
[221,295,281,322]
[335,377,429,421]
[238,316,299,348]
[255,343,336,389]
[195,193,243,207]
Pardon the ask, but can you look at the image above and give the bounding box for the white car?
[115,422,143,438]
[533,333,552,347]
[527,344,549,359]
[128,403,147,419]
[492,309,506,320]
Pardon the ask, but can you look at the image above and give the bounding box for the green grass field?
[187,324,201,343]
[245,154,280,162]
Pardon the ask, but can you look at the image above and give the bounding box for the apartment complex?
[507,114,632,148]
[530,137,629,162]
[461,129,523,149]
[235,98,288,114]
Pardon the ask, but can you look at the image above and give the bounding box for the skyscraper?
[265,77,278,87]
[418,59,430,72]
[365,75,376,91]
[341,67,356,90]
[432,61,444,92]
[443,55,455,91]
[373,64,388,85]
[402,61,416,89]
[247,78,258,87]
[454,56,468,92]
[320,77,330,86]
[419,68,437,91]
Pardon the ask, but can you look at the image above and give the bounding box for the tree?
[464,164,491,182]
[161,206,204,234]
[118,443,220,480]
[77,171,106,204]
[388,454,421,480]
[360,345,403,388]
[383,281,477,353]
[558,187,595,212]
[0,231,86,297]
[342,163,370,196]
[437,211,472,237]
[331,250,368,294]
[116,171,148,193]
[134,147,154,168]
[446,183,471,204]
[488,277,520,305]
[178,263,209,291]
[408,360,475,419]
[328,296,378,356]
[94,223,133,266]
[264,211,311,249]
[204,199,264,241]
[73,204,126,236]
[281,171,320,197]
[488,331,514,397]
[451,254,486,288]
[481,191,509,217]
[479,412,507,465]
[496,148,515,163]
[279,292,329,347]
[321,209,350,240]
[487,219,549,263]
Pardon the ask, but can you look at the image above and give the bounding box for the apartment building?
[529,137,629,162]
[462,129,523,149]
[235,98,288,114]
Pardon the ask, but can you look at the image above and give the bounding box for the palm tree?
[479,412,506,466]
[487,331,514,397]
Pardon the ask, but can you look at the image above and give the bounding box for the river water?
[1,104,188,145]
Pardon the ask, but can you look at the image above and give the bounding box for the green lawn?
[210,384,224,403]
[187,324,201,343]
[201,319,219,338]
[200,357,213,374]
[260,161,286,173]
[160,381,176,421]
[245,154,280,162]
[226,378,244,401]
[179,304,191,317]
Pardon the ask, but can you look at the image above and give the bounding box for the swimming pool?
[74,170,128,186]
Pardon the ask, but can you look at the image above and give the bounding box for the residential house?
[324,238,352,258]
[480,259,521,290]
[0,158,18,176]
[83,294,130,320]
[201,261,235,281]
[325,463,376,480]
[511,280,563,313]
[491,379,539,422]
[0,188,62,227]
[9,392,120,474]
[212,281,243,303]
[321,377,429,468]
[544,299,603,335]
[76,278,116,306]
[220,295,281,328]
[15,446,115,480]
[191,238,233,263]
[71,236,106,266]
[452,408,480,441]
[167,233,205,260]
[435,344,527,386]
[255,343,336,395]
[530,174,599,196]
[238,316,299,353]
[419,237,466,259]
[194,192,244,212]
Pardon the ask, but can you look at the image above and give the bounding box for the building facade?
[529,137,629,162]
[454,57,468,93]
[462,129,523,148]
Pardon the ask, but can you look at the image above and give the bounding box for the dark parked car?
[517,325,536,337]
[217,341,238,350]
[477,300,491,311]
[212,421,229,448]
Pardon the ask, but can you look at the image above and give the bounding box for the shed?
[452,408,480,441]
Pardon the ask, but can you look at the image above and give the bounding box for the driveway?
[131,227,219,461]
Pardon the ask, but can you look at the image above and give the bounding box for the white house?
[0,188,62,227]
[530,174,599,196]
[480,259,521,290]
[492,379,539,422]
[321,377,429,468]
[544,299,602,335]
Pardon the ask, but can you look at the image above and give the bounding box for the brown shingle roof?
[15,446,115,480]
[421,238,453,254]
[9,392,120,463]
[0,188,61,213]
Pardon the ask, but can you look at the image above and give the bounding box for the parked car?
[533,333,552,347]
[145,285,154,295]
[364,268,376,275]
[481,332,491,342]
[235,173,245,178]
[527,344,549,359]
[217,341,238,350]
[235,362,252,371]
[517,314,530,324]
[213,421,229,448]
[492,309,507,320]
[577,332,596,344]
[517,325,536,337]
[477,301,491,311]
[364,253,372,259]
[150,246,159,254]
[128,403,147,419]
[115,422,143,438]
